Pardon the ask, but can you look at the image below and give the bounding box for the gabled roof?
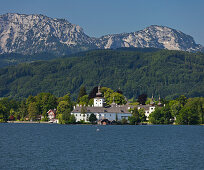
[47,109,56,114]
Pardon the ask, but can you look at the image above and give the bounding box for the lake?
[0,124,204,170]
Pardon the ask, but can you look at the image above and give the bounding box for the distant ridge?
[0,13,203,55]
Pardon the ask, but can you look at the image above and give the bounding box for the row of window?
[95,103,102,105]
[74,113,114,117]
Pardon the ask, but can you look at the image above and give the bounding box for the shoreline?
[5,121,204,125]
[7,121,50,124]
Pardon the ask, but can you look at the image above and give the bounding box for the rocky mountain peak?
[0,13,203,55]
[0,13,92,54]
[97,25,202,52]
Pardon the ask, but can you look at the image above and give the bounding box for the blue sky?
[1,0,204,45]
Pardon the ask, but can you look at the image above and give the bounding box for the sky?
[0,0,204,45]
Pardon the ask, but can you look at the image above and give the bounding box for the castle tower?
[94,86,104,107]
[150,94,155,106]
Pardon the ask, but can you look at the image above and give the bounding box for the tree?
[57,100,73,124]
[128,108,144,125]
[175,98,202,125]
[149,105,173,124]
[57,101,72,115]
[62,111,71,124]
[162,104,173,124]
[169,100,182,118]
[138,94,147,105]
[35,93,57,118]
[0,104,7,122]
[102,87,114,104]
[26,95,36,105]
[88,86,98,100]
[138,108,146,122]
[89,113,97,124]
[79,95,89,106]
[19,101,28,120]
[149,107,163,124]
[77,86,87,103]
[128,116,138,125]
[121,118,128,124]
[88,98,94,106]
[58,93,71,103]
[102,87,127,105]
[69,114,76,124]
[28,102,39,120]
[110,92,127,105]
[177,95,187,106]
[115,113,118,122]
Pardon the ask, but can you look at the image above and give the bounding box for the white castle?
[71,86,158,124]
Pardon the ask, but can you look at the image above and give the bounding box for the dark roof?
[137,105,154,110]
[72,105,131,114]
[72,104,155,114]
[96,86,103,97]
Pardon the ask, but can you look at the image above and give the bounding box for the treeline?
[149,95,204,125]
[0,92,76,124]
[0,86,126,124]
[0,48,204,100]
[0,85,204,125]
[0,52,58,68]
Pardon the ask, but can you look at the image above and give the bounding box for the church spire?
[150,94,155,105]
[158,95,162,106]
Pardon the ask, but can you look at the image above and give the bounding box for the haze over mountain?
[0,13,203,55]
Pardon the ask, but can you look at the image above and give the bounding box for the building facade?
[71,86,159,123]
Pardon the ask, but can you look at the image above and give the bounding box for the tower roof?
[96,86,103,97]
[158,96,162,106]
[150,94,155,105]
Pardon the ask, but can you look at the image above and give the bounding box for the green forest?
[0,48,204,100]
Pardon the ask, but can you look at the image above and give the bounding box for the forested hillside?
[0,53,58,68]
[0,48,203,100]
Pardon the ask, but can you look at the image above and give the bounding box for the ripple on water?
[0,124,204,169]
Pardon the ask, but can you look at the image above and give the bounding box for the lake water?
[0,124,204,170]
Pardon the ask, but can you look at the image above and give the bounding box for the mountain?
[0,13,203,55]
[0,49,203,99]
[0,13,96,55]
[96,25,203,52]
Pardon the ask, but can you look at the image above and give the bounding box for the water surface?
[0,124,204,169]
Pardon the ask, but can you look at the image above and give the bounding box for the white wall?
[71,112,132,122]
[94,98,104,107]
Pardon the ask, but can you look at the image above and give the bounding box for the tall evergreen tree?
[77,86,87,103]
[88,86,98,100]
[138,94,147,105]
